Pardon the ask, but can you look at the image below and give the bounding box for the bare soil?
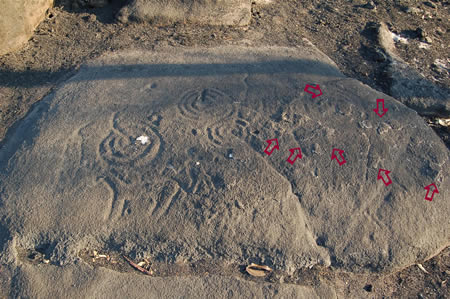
[1,0,449,297]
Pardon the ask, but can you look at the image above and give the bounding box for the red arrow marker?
[331,148,346,166]
[286,147,302,165]
[264,138,279,156]
[304,84,322,99]
[424,183,439,201]
[377,168,392,186]
[373,99,388,118]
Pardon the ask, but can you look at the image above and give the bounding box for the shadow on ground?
[54,0,128,24]
[0,58,344,88]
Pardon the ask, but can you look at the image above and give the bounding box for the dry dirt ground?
[0,0,449,297]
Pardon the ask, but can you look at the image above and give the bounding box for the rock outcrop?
[377,22,450,116]
[0,0,53,56]
[0,45,448,297]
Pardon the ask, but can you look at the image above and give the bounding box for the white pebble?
[136,136,149,145]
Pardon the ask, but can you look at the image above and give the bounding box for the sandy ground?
[0,0,449,297]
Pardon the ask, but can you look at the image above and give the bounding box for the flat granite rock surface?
[0,46,448,297]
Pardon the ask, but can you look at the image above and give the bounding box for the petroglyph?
[96,176,122,221]
[150,180,182,220]
[1,47,448,288]
[203,106,262,147]
[177,88,236,121]
[98,110,162,167]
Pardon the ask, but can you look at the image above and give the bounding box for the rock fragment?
[377,22,450,116]
[404,6,423,14]
[423,1,437,9]
[416,28,427,39]
[363,1,376,9]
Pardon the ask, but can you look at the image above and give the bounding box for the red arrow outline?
[304,84,322,99]
[264,138,279,156]
[286,147,302,165]
[424,183,439,201]
[373,99,388,118]
[331,148,346,166]
[377,168,392,186]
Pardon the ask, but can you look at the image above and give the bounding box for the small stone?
[374,48,387,62]
[324,4,338,12]
[83,14,97,22]
[136,136,149,145]
[423,1,437,8]
[436,27,445,36]
[431,64,444,75]
[424,36,433,44]
[116,7,130,23]
[405,7,422,14]
[416,28,427,38]
[363,1,376,9]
